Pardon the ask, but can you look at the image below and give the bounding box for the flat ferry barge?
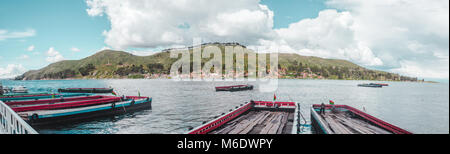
[311,104,412,134]
[215,85,254,92]
[11,96,152,127]
[0,93,90,102]
[189,101,300,134]
[357,83,383,88]
[58,88,114,94]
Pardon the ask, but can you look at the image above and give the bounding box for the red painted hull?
[6,95,107,106]
[1,94,55,99]
[375,83,389,86]
[12,96,122,112]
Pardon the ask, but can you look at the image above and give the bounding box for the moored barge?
[311,104,412,134]
[0,93,90,102]
[8,95,122,112]
[357,83,383,88]
[58,88,114,94]
[189,101,300,134]
[13,96,152,127]
[215,85,254,92]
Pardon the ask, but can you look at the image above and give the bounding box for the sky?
[0,0,448,82]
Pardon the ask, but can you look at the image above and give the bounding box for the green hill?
[15,43,418,81]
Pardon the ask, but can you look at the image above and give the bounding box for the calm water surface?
[1,79,448,134]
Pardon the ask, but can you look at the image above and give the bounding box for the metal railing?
[0,100,38,134]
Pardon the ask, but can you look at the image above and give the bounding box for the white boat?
[12,86,28,93]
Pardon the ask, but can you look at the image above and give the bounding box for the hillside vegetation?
[15,43,419,81]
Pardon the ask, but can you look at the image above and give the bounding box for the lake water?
[1,79,448,134]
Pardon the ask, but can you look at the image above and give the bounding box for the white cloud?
[0,29,36,41]
[17,54,29,60]
[130,51,157,56]
[27,45,35,51]
[273,9,383,66]
[71,47,81,52]
[391,60,449,79]
[86,0,449,79]
[86,0,274,49]
[0,64,27,79]
[325,0,449,79]
[46,47,65,63]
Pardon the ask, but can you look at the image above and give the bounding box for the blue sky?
[0,0,325,71]
[0,0,108,70]
[261,0,327,29]
[0,0,448,82]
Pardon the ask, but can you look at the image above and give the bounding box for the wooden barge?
[357,83,383,88]
[215,85,254,92]
[58,88,114,94]
[9,96,152,127]
[189,101,300,134]
[311,104,412,134]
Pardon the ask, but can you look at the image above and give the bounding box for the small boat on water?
[358,83,383,88]
[58,88,114,94]
[375,83,389,86]
[188,100,300,134]
[215,85,254,92]
[311,104,412,134]
[12,95,152,127]
[12,86,28,93]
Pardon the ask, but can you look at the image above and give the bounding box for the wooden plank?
[352,118,392,134]
[260,112,281,134]
[239,112,269,134]
[210,111,255,134]
[277,112,289,134]
[323,114,353,134]
[257,111,271,125]
[229,111,263,134]
[334,115,372,134]
[267,113,284,134]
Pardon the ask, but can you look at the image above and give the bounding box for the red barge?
[0,93,88,102]
[311,104,412,134]
[215,85,254,92]
[58,88,114,94]
[188,101,300,134]
[8,95,152,127]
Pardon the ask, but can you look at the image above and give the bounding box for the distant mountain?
[15,43,419,81]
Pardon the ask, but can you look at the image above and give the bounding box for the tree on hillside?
[79,64,96,76]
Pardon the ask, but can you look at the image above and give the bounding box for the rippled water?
[1,79,448,134]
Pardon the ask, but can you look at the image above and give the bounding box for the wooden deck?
[209,110,294,134]
[320,111,391,134]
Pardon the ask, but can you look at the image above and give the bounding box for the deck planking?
[319,111,392,134]
[209,110,293,134]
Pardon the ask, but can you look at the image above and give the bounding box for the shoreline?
[4,77,440,83]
